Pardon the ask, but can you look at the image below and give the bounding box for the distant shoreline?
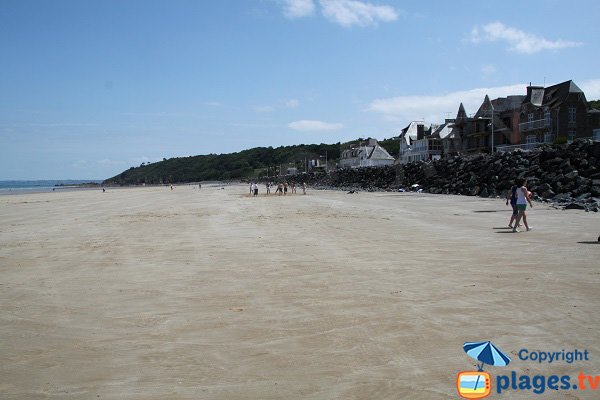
[0,181,238,196]
[0,180,102,196]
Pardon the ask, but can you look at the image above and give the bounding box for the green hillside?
[104,143,341,185]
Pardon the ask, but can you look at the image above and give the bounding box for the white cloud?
[285,99,300,108]
[581,79,600,100]
[288,119,343,131]
[281,0,315,18]
[319,0,398,27]
[470,22,582,54]
[368,83,526,124]
[369,79,600,124]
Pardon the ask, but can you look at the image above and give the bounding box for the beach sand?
[1,184,599,399]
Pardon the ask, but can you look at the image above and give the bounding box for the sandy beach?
[1,184,599,399]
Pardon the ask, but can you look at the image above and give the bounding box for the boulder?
[564,202,586,210]
[564,170,579,180]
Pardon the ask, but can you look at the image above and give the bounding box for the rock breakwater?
[276,139,600,211]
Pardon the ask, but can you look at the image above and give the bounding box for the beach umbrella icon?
[463,341,511,371]
[463,341,511,395]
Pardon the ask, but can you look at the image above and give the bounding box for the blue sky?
[1,0,599,179]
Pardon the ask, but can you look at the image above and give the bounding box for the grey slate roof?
[524,80,586,110]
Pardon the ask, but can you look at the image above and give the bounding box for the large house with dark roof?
[450,95,525,155]
[444,80,599,157]
[518,80,596,145]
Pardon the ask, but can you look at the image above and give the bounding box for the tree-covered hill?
[103,143,341,185]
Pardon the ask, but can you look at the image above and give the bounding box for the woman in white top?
[512,178,533,232]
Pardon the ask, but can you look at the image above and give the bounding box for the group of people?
[505,178,534,233]
[250,181,307,196]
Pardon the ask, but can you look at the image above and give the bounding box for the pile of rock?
[281,166,396,192]
[263,139,599,211]
[396,139,600,211]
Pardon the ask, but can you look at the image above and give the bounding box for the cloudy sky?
[1,0,599,179]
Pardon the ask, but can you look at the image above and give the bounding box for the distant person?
[199,183,201,189]
[302,182,307,195]
[291,182,296,194]
[277,182,283,195]
[102,188,106,193]
[253,183,258,197]
[512,178,533,233]
[249,182,253,195]
[266,182,271,195]
[283,182,288,196]
[505,181,518,228]
[170,185,173,190]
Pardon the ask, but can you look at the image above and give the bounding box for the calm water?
[0,180,103,194]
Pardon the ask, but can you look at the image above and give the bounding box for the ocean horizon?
[0,180,104,194]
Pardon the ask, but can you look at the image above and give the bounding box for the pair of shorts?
[511,204,518,215]
[517,204,527,211]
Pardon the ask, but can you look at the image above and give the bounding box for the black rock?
[564,202,586,210]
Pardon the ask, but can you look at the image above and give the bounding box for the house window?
[526,135,537,144]
[568,130,576,142]
[568,107,576,122]
[544,132,554,143]
[528,113,534,122]
[544,110,550,122]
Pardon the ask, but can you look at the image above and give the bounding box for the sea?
[0,180,104,195]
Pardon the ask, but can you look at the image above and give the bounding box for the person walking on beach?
[505,181,519,228]
[283,182,288,196]
[302,182,307,195]
[277,182,283,195]
[512,178,533,233]
[291,182,296,194]
[266,182,271,195]
[249,182,253,195]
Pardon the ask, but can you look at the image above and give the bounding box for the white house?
[339,138,395,168]
[398,121,434,164]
